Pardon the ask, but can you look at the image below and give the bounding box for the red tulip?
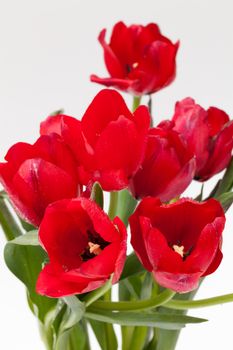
[129,121,196,201]
[36,197,127,297]
[0,134,80,226]
[172,98,233,180]
[40,89,150,191]
[129,197,225,293]
[91,22,179,96]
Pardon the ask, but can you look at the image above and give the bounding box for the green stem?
[133,96,141,111]
[144,329,157,350]
[148,95,153,127]
[108,190,137,226]
[0,197,23,240]
[108,191,119,220]
[38,322,53,350]
[122,326,134,350]
[156,288,199,350]
[103,290,117,350]
[120,253,144,281]
[89,289,175,312]
[90,182,104,209]
[129,326,148,350]
[164,292,233,310]
[82,319,91,350]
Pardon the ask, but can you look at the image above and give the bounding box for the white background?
[0,0,233,349]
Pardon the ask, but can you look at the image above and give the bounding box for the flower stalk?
[89,289,176,312]
[165,292,233,310]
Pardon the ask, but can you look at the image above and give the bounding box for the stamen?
[173,244,185,258]
[88,242,102,255]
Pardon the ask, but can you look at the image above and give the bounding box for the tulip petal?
[153,270,201,293]
[90,74,133,90]
[12,159,77,225]
[130,127,195,200]
[94,115,141,176]
[112,217,128,283]
[184,217,225,274]
[172,98,210,171]
[80,197,121,242]
[129,198,161,272]
[98,28,125,78]
[40,114,77,137]
[158,157,196,202]
[142,219,183,273]
[81,89,132,147]
[207,107,229,137]
[197,121,233,180]
[36,264,106,297]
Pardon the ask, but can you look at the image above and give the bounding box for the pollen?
[88,242,102,255]
[173,244,185,258]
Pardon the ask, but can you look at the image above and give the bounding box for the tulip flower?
[91,21,179,96]
[172,98,233,181]
[0,134,80,226]
[40,89,150,191]
[129,197,225,293]
[36,197,127,297]
[129,121,196,201]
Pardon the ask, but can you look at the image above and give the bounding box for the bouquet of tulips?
[1,21,233,350]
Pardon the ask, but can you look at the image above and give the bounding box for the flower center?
[126,62,139,73]
[88,242,102,255]
[80,230,110,262]
[172,244,185,258]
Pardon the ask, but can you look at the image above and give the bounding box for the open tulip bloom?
[1,21,233,350]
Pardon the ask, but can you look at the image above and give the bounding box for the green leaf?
[0,190,7,198]
[52,300,67,336]
[82,277,112,307]
[141,272,153,300]
[61,296,85,331]
[120,253,144,281]
[214,157,233,197]
[85,310,207,330]
[4,239,56,322]
[195,184,204,201]
[115,189,137,225]
[10,230,39,245]
[156,288,200,349]
[143,331,157,350]
[90,182,104,209]
[0,197,22,240]
[217,191,233,212]
[49,108,64,116]
[55,322,88,350]
[19,217,36,232]
[51,296,85,349]
[88,319,107,350]
[120,275,142,300]
[207,180,221,199]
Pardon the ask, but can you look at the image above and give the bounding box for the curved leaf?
[4,238,56,322]
[85,310,207,330]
